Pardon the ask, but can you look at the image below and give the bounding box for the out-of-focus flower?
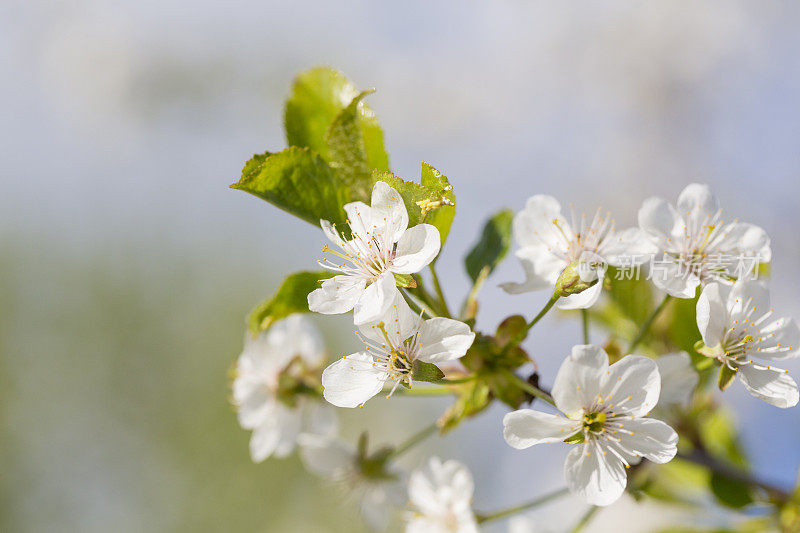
[696,281,799,408]
[232,315,336,462]
[503,345,678,506]
[501,195,652,309]
[299,434,403,531]
[405,457,478,533]
[637,183,771,298]
[309,181,441,324]
[322,292,475,408]
[656,352,699,405]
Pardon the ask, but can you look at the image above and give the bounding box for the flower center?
[318,221,395,281]
[582,411,607,434]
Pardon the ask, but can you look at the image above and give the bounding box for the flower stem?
[505,370,556,406]
[581,308,590,344]
[386,422,438,460]
[392,386,452,397]
[678,449,790,503]
[628,294,672,353]
[438,376,476,385]
[511,293,560,346]
[569,505,600,533]
[476,487,569,524]
[429,264,452,318]
[401,288,439,318]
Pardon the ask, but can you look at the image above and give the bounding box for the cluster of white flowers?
[232,181,798,531]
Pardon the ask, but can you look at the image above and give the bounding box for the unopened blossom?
[501,195,652,309]
[232,315,336,462]
[638,183,771,298]
[406,457,478,533]
[322,293,475,408]
[503,345,678,506]
[309,181,441,324]
[656,352,699,405]
[299,434,403,531]
[697,281,800,408]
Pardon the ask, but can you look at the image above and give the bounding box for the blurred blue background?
[2,1,799,531]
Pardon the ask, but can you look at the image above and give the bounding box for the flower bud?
[554,257,600,297]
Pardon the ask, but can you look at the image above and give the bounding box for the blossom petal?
[503,409,580,448]
[696,283,729,348]
[308,275,367,315]
[656,352,699,405]
[552,345,609,417]
[322,351,387,408]
[638,197,681,246]
[651,259,701,298]
[513,195,568,248]
[754,317,800,361]
[564,440,627,506]
[500,245,564,294]
[249,418,281,463]
[320,219,346,248]
[557,273,604,310]
[306,402,339,438]
[297,434,354,477]
[357,289,421,347]
[235,383,273,428]
[738,364,799,408]
[603,227,658,265]
[719,222,771,263]
[615,417,678,464]
[353,272,397,324]
[371,180,409,243]
[392,224,441,274]
[600,355,661,417]
[344,201,372,238]
[676,183,719,230]
[408,457,475,518]
[267,314,326,367]
[727,280,770,325]
[416,318,475,363]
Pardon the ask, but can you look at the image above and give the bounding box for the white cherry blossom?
[697,281,800,408]
[309,180,441,324]
[503,345,678,506]
[501,195,653,309]
[232,315,336,462]
[638,183,771,298]
[656,352,699,406]
[406,457,478,533]
[322,292,475,408]
[299,434,403,531]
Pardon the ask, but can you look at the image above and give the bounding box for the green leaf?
[232,147,350,228]
[437,380,490,433]
[719,364,737,391]
[710,473,755,509]
[247,271,334,335]
[284,67,359,159]
[420,162,456,250]
[325,90,389,192]
[412,360,445,383]
[465,209,513,283]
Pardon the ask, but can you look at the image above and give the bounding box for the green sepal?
[412,360,445,383]
[718,364,738,391]
[393,273,417,288]
[437,380,491,433]
[564,432,585,444]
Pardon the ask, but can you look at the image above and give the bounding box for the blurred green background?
[3,1,800,531]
